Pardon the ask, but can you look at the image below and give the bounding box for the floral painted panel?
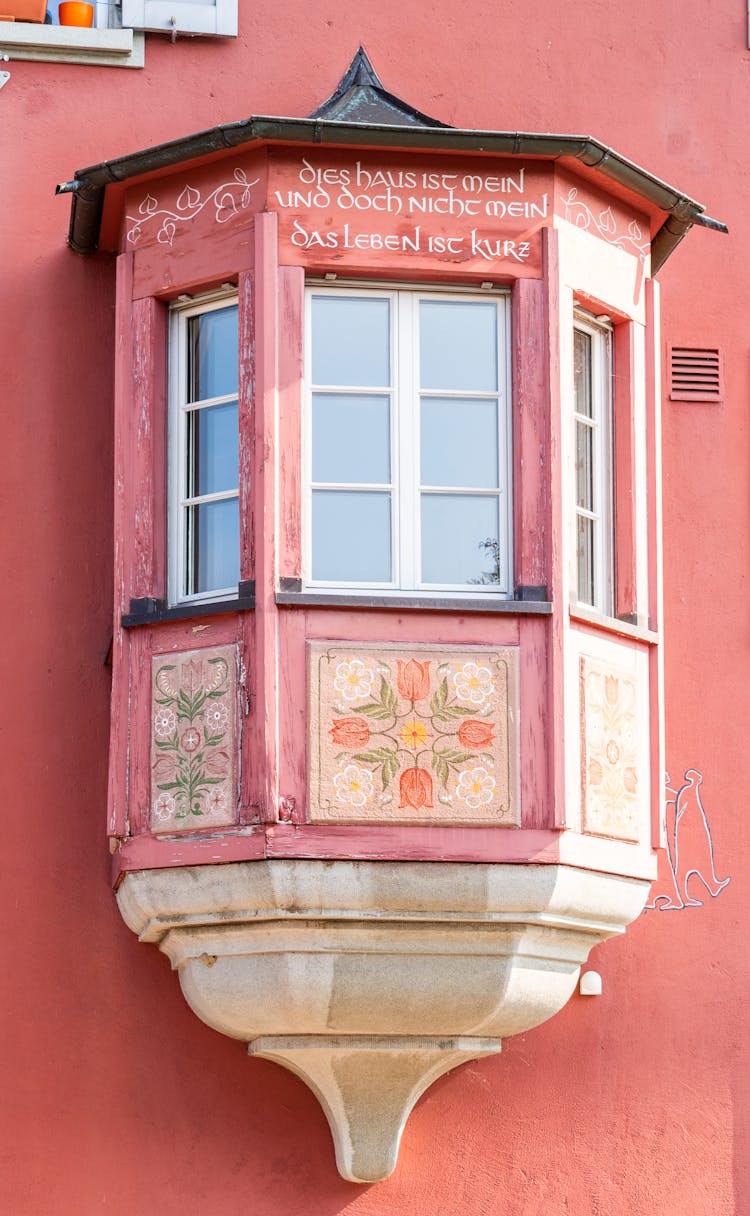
[580,656,640,842]
[150,646,238,834]
[308,644,519,824]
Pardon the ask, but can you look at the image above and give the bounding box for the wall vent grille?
[669,346,723,402]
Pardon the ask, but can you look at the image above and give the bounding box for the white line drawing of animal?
[645,768,730,911]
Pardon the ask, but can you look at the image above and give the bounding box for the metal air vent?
[669,346,723,402]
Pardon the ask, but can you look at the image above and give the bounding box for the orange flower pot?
[0,0,47,20]
[58,1,94,25]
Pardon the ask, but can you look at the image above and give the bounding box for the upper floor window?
[118,0,237,34]
[45,0,237,33]
[169,295,239,605]
[573,312,612,612]
[305,286,512,595]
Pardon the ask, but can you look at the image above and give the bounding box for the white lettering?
[469,230,532,262]
[289,219,339,249]
[427,234,465,254]
[408,192,481,217]
[339,224,421,253]
[284,158,540,266]
[298,158,350,187]
[274,188,330,209]
[336,186,403,215]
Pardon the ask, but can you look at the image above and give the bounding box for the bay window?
[305,286,512,595]
[169,294,240,604]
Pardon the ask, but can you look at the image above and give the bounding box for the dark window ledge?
[122,581,255,627]
[275,589,552,614]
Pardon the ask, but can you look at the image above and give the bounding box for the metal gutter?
[57,114,727,268]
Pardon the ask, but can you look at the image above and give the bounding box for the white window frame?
[168,292,240,607]
[120,0,237,35]
[572,310,613,614]
[303,284,513,598]
[42,0,236,34]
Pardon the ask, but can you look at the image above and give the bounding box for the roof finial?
[309,47,449,128]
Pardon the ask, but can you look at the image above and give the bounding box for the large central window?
[305,286,511,594]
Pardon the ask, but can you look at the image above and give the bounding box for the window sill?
[0,22,144,67]
[122,582,254,627]
[569,604,659,644]
[276,590,552,614]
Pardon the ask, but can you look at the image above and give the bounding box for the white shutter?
[121,0,237,36]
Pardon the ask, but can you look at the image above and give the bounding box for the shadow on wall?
[645,768,731,912]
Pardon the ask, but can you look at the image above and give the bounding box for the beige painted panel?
[579,654,640,842]
[150,645,238,833]
[308,642,519,824]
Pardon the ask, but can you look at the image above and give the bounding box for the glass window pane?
[575,419,593,510]
[421,494,501,586]
[312,393,391,485]
[577,514,595,605]
[189,306,238,401]
[574,329,593,418]
[312,490,391,582]
[188,401,239,497]
[189,498,240,595]
[420,300,498,392]
[311,296,390,387]
[421,396,498,488]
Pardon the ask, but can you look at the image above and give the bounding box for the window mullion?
[500,296,511,593]
[171,308,188,602]
[573,313,612,613]
[303,288,313,588]
[591,329,602,612]
[389,290,401,590]
[596,330,612,612]
[397,293,418,590]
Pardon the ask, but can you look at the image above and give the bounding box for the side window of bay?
[169,295,240,605]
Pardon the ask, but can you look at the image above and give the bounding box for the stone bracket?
[249,1035,501,1183]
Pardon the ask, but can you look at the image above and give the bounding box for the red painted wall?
[0,2,745,1211]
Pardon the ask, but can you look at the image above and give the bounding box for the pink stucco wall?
[1,2,747,1211]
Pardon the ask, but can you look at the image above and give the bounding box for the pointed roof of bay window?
[308,47,449,129]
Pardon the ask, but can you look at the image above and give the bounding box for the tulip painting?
[396,659,431,701]
[311,644,515,823]
[457,719,496,749]
[399,767,434,810]
[330,718,371,747]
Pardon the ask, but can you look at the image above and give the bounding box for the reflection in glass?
[189,498,240,595]
[188,401,239,498]
[312,296,390,388]
[312,394,391,485]
[420,300,498,392]
[421,397,498,488]
[421,494,500,585]
[574,328,592,418]
[577,514,594,605]
[575,419,593,510]
[312,490,391,583]
[189,306,238,402]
